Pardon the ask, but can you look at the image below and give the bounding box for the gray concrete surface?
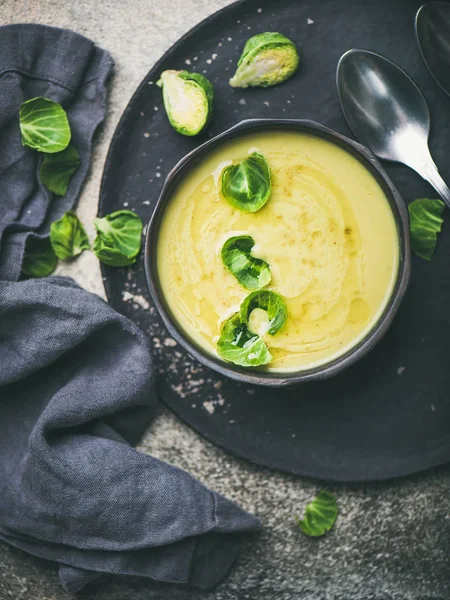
[1,1,450,599]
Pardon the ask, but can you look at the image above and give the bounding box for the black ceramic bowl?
[144,119,411,387]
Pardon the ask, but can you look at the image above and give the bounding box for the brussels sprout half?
[229,32,300,88]
[157,70,214,136]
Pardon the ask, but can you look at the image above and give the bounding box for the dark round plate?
[99,0,450,481]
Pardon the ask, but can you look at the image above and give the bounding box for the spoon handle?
[418,159,450,209]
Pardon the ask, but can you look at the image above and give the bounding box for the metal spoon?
[416,2,450,98]
[336,48,450,207]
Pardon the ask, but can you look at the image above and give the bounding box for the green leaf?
[221,152,271,212]
[294,491,339,537]
[408,198,445,260]
[49,211,90,260]
[21,237,57,278]
[240,290,287,335]
[158,70,214,136]
[92,244,137,267]
[93,210,143,267]
[230,32,300,88]
[221,235,271,290]
[19,97,71,153]
[217,313,272,367]
[40,145,80,196]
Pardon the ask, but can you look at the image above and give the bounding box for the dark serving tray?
[99,0,450,481]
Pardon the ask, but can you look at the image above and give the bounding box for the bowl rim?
[144,118,411,387]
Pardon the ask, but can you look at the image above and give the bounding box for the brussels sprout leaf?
[50,211,90,260]
[21,237,57,278]
[230,32,300,88]
[19,97,71,153]
[221,235,271,290]
[40,145,80,196]
[93,210,143,267]
[408,198,445,260]
[240,290,287,335]
[221,151,271,212]
[217,313,272,367]
[158,70,214,136]
[294,491,339,537]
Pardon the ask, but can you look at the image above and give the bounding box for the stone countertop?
[1,1,450,599]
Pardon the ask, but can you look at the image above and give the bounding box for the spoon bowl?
[416,1,450,98]
[337,48,450,206]
[337,49,430,164]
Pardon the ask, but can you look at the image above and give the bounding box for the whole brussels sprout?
[229,32,300,88]
[157,70,214,136]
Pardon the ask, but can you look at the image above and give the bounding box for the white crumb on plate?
[203,401,215,415]
[122,291,150,310]
[156,172,161,178]
[239,98,247,105]
[206,59,212,64]
[163,338,177,347]
[307,18,314,24]
[257,7,262,12]
[143,132,150,138]
[123,202,129,207]
[185,59,192,65]
[431,404,436,411]
[247,389,255,395]
[264,101,270,107]
[227,37,233,41]
[397,366,406,375]
[212,53,218,60]
[171,383,186,399]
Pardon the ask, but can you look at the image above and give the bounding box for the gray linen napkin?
[0,24,260,594]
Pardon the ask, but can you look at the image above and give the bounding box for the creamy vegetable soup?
[156,131,399,372]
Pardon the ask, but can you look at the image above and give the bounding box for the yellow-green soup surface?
[157,131,399,372]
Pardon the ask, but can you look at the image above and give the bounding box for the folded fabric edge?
[0,491,261,595]
[57,532,249,594]
[58,564,102,592]
[0,23,94,92]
